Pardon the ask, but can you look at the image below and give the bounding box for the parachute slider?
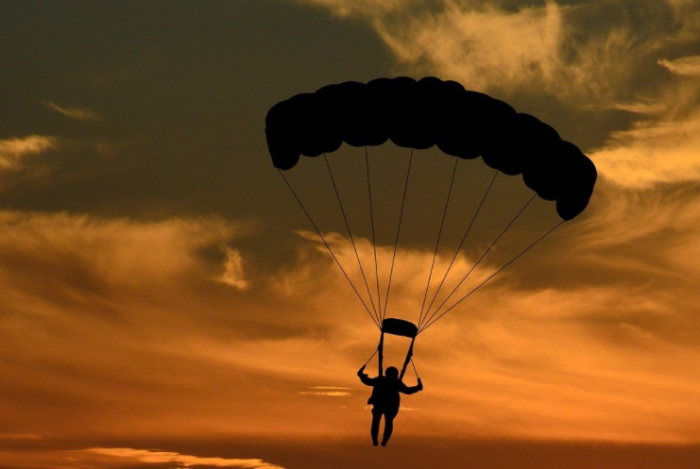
[382,318,418,339]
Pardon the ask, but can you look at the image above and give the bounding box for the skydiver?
[357,339,423,446]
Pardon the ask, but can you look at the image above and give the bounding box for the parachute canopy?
[265,76,596,220]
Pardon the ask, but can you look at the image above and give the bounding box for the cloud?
[289,0,700,102]
[42,100,101,121]
[309,386,353,389]
[1,201,700,444]
[374,1,565,92]
[216,246,250,290]
[82,448,284,469]
[604,100,667,115]
[280,197,700,442]
[4,0,700,457]
[0,211,262,435]
[0,210,376,441]
[658,55,700,76]
[590,110,700,187]
[0,433,42,440]
[299,386,353,396]
[0,211,239,299]
[287,0,700,189]
[3,441,700,469]
[0,135,56,171]
[299,390,351,396]
[575,182,700,278]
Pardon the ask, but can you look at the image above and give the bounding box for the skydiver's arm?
[357,365,376,386]
[399,378,424,395]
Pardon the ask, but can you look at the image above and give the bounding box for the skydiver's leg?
[381,412,395,446]
[371,408,381,446]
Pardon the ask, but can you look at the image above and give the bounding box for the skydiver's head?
[385,366,399,380]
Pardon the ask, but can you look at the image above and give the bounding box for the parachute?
[266,77,596,377]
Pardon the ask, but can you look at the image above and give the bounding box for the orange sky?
[1,1,700,468]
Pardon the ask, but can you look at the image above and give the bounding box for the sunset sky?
[2,1,700,468]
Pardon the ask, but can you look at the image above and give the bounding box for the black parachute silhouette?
[266,76,598,382]
[266,77,597,444]
[266,76,596,220]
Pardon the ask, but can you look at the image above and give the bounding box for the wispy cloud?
[42,100,101,121]
[310,386,353,390]
[604,100,667,115]
[82,448,284,469]
[374,1,565,92]
[0,135,56,171]
[591,110,700,187]
[658,55,700,76]
[289,0,700,103]
[0,433,42,440]
[299,390,351,396]
[299,386,352,396]
[0,211,240,297]
[275,215,700,441]
[216,246,250,290]
[288,0,700,188]
[1,206,699,442]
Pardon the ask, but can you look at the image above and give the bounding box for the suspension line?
[419,170,499,328]
[365,147,383,321]
[383,149,414,321]
[278,170,381,329]
[421,193,536,329]
[419,220,565,334]
[324,154,381,324]
[417,157,459,326]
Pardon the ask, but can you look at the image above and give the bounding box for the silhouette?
[267,78,598,441]
[266,76,596,220]
[358,320,423,446]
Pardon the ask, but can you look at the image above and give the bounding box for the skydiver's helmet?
[385,367,399,380]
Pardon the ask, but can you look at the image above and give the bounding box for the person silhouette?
[357,340,423,446]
